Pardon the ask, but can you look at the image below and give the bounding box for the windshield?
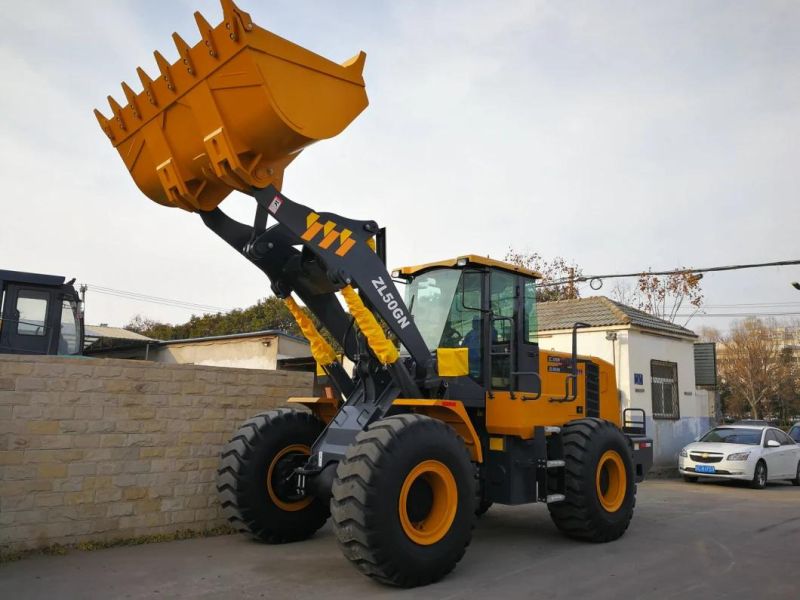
[404,268,482,350]
[789,426,800,442]
[699,427,762,445]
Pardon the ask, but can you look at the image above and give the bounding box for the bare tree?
[718,318,784,420]
[504,249,582,302]
[698,326,723,343]
[610,269,703,325]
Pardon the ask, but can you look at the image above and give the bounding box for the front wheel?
[331,414,476,587]
[792,462,800,486]
[683,475,699,483]
[216,409,330,543]
[750,460,767,489]
[548,418,636,543]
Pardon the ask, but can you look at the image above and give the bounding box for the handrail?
[550,322,590,403]
[510,370,542,400]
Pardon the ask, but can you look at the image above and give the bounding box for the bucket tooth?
[172,32,196,76]
[94,109,115,141]
[154,50,176,92]
[221,0,253,42]
[107,95,126,131]
[342,51,367,75]
[121,82,141,119]
[194,11,218,58]
[137,67,157,106]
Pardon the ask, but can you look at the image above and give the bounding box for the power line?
[85,284,229,313]
[700,301,800,308]
[539,258,800,288]
[677,312,800,318]
[579,259,800,284]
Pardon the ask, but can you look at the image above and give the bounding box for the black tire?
[216,408,329,543]
[683,475,699,483]
[475,467,492,516]
[750,460,768,489]
[475,498,493,516]
[331,414,476,587]
[548,418,636,543]
[792,462,800,486]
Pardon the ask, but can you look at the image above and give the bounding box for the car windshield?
[789,426,800,442]
[699,427,762,445]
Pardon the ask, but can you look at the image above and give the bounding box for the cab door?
[0,285,56,354]
[488,271,540,398]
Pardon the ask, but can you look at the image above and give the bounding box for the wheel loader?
[95,0,653,587]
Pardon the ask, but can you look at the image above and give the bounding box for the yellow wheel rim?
[595,450,627,513]
[266,444,312,512]
[398,460,458,545]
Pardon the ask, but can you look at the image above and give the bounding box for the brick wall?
[0,354,312,553]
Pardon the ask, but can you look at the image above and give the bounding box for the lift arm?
[200,185,436,470]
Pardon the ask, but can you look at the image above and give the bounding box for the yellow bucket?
[95,0,368,212]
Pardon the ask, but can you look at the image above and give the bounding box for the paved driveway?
[1,479,798,599]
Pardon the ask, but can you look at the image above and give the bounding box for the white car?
[678,425,800,489]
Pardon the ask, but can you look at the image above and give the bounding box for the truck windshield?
[404,268,483,350]
[404,269,462,351]
[58,299,81,355]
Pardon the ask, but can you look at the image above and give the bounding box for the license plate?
[695,465,716,474]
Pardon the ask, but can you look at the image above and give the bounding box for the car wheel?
[791,462,800,487]
[682,475,698,483]
[750,460,767,489]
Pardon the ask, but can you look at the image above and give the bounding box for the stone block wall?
[0,355,312,553]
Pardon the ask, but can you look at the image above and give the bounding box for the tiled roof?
[537,296,697,338]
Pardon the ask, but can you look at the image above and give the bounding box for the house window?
[651,360,680,420]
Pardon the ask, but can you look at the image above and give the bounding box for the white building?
[86,329,311,371]
[536,297,714,467]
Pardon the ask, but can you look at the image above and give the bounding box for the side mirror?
[766,439,780,448]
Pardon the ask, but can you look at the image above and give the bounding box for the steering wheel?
[442,324,462,345]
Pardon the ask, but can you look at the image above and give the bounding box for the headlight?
[727,451,750,461]
[679,448,688,457]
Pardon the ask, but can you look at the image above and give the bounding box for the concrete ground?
[1,479,798,599]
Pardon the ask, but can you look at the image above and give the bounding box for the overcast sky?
[1,0,798,332]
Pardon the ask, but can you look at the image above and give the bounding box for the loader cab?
[397,255,542,401]
[0,270,84,356]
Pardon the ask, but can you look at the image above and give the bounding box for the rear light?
[635,442,652,451]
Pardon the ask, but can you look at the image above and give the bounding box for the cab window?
[523,278,538,343]
[490,271,516,389]
[490,271,515,343]
[59,300,80,355]
[16,290,49,336]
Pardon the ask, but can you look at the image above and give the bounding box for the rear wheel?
[792,462,800,486]
[750,460,768,489]
[548,418,636,542]
[216,409,329,543]
[331,414,476,587]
